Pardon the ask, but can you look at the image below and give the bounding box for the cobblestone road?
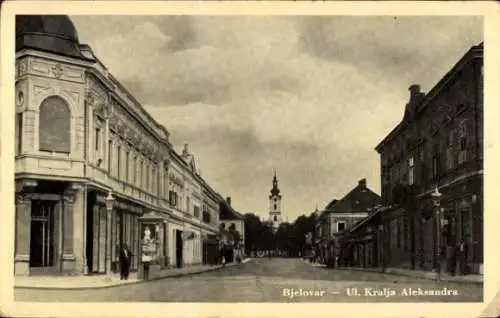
[15,258,482,302]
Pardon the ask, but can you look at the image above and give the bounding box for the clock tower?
[268,169,283,232]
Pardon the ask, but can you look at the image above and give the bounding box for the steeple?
[270,168,281,198]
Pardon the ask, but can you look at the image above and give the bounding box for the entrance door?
[30,200,56,274]
[176,230,183,268]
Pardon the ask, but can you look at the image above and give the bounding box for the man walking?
[119,243,131,280]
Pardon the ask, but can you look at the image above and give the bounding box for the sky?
[71,15,482,222]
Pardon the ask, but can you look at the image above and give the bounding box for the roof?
[219,200,244,220]
[327,180,381,214]
[16,15,91,61]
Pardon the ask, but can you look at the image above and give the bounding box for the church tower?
[268,169,283,232]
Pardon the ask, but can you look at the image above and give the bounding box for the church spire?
[270,168,281,197]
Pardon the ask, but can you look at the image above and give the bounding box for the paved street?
[15,258,482,302]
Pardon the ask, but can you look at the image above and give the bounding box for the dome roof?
[16,15,86,59]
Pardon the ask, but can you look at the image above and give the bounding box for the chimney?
[226,197,231,206]
[408,84,421,103]
[182,143,189,155]
[358,178,367,187]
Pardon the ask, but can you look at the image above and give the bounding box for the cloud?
[71,15,483,220]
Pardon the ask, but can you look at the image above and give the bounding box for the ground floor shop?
[14,178,219,276]
[334,174,483,275]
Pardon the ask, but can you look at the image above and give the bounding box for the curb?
[15,259,251,291]
[331,267,483,285]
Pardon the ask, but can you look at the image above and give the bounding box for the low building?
[219,197,245,261]
[316,179,381,265]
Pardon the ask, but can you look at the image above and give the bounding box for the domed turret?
[16,15,86,59]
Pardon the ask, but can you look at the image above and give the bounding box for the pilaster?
[60,183,84,275]
[15,194,31,276]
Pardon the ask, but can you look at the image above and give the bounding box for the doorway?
[176,230,183,268]
[30,200,56,273]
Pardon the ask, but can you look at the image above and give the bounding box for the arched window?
[39,96,71,153]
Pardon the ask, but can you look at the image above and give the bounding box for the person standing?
[458,239,469,275]
[141,251,152,280]
[218,224,228,266]
[119,243,131,280]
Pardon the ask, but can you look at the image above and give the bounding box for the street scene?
[12,12,485,306]
[16,258,482,302]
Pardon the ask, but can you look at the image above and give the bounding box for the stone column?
[15,194,31,276]
[105,204,113,277]
[61,194,76,274]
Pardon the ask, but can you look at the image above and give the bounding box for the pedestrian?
[141,251,152,280]
[119,243,131,280]
[458,239,468,275]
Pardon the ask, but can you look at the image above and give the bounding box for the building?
[268,169,283,232]
[345,42,483,274]
[219,197,246,259]
[14,15,222,276]
[315,179,381,265]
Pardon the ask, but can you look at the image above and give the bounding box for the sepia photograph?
[2,1,500,318]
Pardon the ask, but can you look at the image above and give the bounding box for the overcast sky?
[71,15,482,222]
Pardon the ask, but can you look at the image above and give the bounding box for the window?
[108,140,112,172]
[431,145,439,178]
[146,163,150,191]
[140,160,144,188]
[273,215,277,222]
[133,156,137,184]
[15,113,23,155]
[337,221,345,232]
[458,121,469,165]
[446,131,455,170]
[39,96,70,153]
[125,150,130,181]
[273,204,277,210]
[152,166,157,194]
[163,168,168,198]
[117,145,122,178]
[408,156,414,185]
[95,128,100,151]
[194,205,200,218]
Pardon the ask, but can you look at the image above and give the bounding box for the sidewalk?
[307,260,483,284]
[15,258,251,290]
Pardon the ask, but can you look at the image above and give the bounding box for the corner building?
[14,15,220,276]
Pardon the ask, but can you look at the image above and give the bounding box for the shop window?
[39,96,70,153]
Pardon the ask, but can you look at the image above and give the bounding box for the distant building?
[315,179,381,265]
[219,197,245,258]
[268,169,283,232]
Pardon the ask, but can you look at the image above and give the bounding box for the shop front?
[15,179,86,276]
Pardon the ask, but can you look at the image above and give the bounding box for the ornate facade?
[14,15,221,276]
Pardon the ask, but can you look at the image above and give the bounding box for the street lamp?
[431,186,442,281]
[105,191,115,281]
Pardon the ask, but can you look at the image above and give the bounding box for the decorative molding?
[15,179,38,193]
[51,63,64,79]
[63,195,75,205]
[15,194,30,205]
